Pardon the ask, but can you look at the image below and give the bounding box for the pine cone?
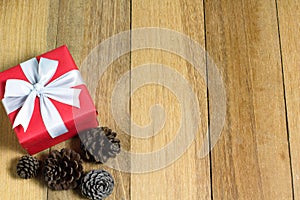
[42,148,83,190]
[16,155,40,179]
[80,127,121,163]
[81,170,114,200]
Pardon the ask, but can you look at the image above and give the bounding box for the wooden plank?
[48,0,131,200]
[277,0,300,199]
[205,0,293,199]
[131,0,210,199]
[0,0,56,200]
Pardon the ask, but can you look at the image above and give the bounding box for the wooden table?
[0,0,299,199]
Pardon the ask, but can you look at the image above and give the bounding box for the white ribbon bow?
[2,57,84,138]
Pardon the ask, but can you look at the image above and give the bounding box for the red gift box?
[0,45,98,154]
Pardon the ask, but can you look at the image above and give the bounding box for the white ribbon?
[2,57,84,138]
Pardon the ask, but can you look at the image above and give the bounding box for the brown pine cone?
[42,148,83,190]
[16,155,40,179]
[81,170,114,200]
[79,127,121,164]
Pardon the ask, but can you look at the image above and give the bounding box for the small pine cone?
[16,155,40,179]
[42,148,83,190]
[80,127,121,163]
[81,170,114,200]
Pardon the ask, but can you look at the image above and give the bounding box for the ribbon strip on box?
[2,57,84,138]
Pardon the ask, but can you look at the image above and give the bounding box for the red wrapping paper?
[0,45,98,154]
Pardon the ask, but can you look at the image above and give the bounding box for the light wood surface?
[205,0,293,199]
[47,0,131,200]
[0,0,299,200]
[0,1,52,200]
[277,0,300,199]
[131,0,209,199]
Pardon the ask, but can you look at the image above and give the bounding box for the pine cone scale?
[80,127,121,163]
[42,148,83,190]
[81,170,114,200]
[16,155,40,179]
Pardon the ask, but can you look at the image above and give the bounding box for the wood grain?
[0,1,54,200]
[205,0,293,199]
[131,0,210,199]
[277,0,300,199]
[48,0,131,200]
[0,0,299,199]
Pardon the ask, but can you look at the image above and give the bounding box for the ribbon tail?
[13,91,37,132]
[40,96,68,138]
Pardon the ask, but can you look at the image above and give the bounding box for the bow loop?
[20,58,39,84]
[4,79,33,97]
[42,87,81,108]
[37,58,58,86]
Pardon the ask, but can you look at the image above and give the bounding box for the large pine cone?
[42,148,83,190]
[81,170,114,200]
[80,127,121,163]
[16,155,40,179]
